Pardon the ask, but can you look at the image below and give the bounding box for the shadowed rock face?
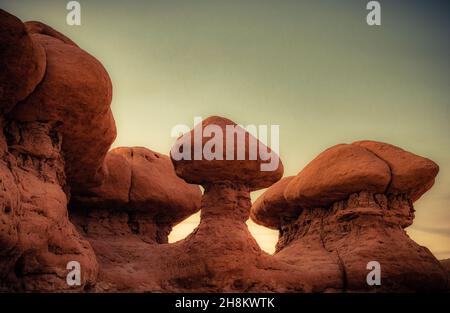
[0,11,46,114]
[0,120,97,292]
[0,10,105,291]
[163,117,312,292]
[7,21,116,193]
[250,176,298,230]
[1,9,448,292]
[441,259,450,289]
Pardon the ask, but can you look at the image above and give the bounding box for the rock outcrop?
[1,9,447,292]
[441,259,450,289]
[164,116,310,292]
[0,10,101,291]
[8,16,117,193]
[353,140,439,201]
[0,10,46,114]
[252,142,448,292]
[250,176,298,229]
[70,147,203,291]
[0,120,98,291]
[284,144,391,209]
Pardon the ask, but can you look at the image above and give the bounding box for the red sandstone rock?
[353,140,439,201]
[0,121,97,291]
[73,147,202,218]
[250,176,299,229]
[251,175,346,292]
[8,24,116,193]
[171,116,283,190]
[1,9,447,293]
[284,144,391,209]
[0,10,46,114]
[71,146,202,235]
[276,142,447,292]
[162,116,314,292]
[69,147,202,290]
[276,192,448,292]
[25,21,78,46]
[155,182,312,292]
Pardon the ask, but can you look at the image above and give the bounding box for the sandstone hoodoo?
[250,176,298,230]
[277,142,448,291]
[171,116,283,189]
[0,122,99,291]
[1,8,448,293]
[0,10,46,114]
[0,10,99,292]
[71,147,202,244]
[165,116,307,292]
[70,147,202,291]
[25,21,78,47]
[251,174,344,292]
[6,17,116,193]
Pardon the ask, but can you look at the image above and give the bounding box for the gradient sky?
[2,0,449,258]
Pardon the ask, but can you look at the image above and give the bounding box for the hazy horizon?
[2,0,449,258]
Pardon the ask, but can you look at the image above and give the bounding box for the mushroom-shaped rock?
[0,9,46,114]
[274,142,447,292]
[7,21,116,193]
[161,116,311,292]
[71,147,202,241]
[171,115,282,223]
[171,116,283,191]
[352,140,439,201]
[250,176,299,229]
[250,177,343,292]
[284,144,391,209]
[69,147,202,291]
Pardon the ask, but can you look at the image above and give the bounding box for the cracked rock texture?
[0,120,97,291]
[275,192,447,292]
[1,10,448,292]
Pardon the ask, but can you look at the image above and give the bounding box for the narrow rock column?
[201,183,251,221]
[168,116,297,292]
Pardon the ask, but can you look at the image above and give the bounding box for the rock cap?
[171,116,283,190]
[353,140,439,201]
[284,144,391,209]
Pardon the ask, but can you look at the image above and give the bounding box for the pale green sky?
[2,0,449,258]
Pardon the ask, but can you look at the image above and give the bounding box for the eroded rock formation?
[0,120,98,291]
[1,9,448,292]
[163,116,309,292]
[0,10,104,291]
[70,147,203,291]
[252,142,448,292]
